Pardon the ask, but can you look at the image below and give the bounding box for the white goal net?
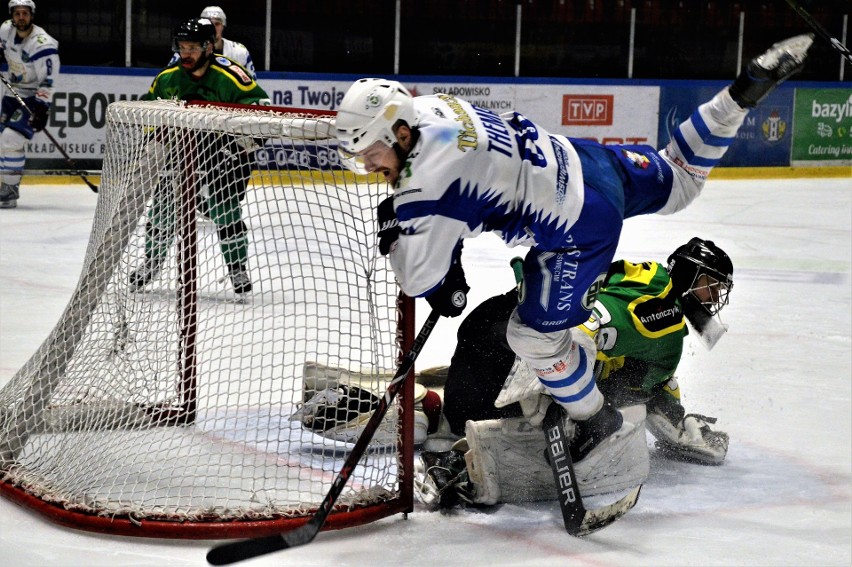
[0,100,415,538]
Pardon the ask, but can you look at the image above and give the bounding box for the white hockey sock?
[663,88,747,181]
[506,315,603,421]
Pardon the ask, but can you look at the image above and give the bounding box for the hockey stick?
[784,0,852,64]
[0,73,99,193]
[206,308,441,566]
[542,403,641,536]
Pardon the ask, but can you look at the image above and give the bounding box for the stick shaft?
[784,0,852,64]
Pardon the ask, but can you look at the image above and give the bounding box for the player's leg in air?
[657,33,814,215]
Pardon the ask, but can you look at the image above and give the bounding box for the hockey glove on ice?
[646,410,729,465]
[376,196,400,256]
[426,253,469,318]
[29,101,49,132]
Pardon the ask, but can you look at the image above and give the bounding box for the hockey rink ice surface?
[1,177,850,567]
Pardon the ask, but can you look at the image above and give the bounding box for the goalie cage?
[0,100,418,539]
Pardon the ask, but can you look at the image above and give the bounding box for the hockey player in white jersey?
[167,6,256,78]
[335,34,814,473]
[0,0,59,209]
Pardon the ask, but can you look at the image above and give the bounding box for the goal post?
[0,100,417,538]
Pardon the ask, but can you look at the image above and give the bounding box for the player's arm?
[387,206,469,316]
[0,21,10,63]
[28,34,60,131]
[228,40,256,79]
[241,51,256,79]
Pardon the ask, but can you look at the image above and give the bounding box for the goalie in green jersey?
[128,17,271,295]
[417,237,733,508]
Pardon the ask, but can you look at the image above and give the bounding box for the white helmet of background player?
[200,6,226,26]
[8,0,35,14]
[667,237,734,349]
[336,78,418,174]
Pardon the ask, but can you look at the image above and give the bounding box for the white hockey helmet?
[336,78,417,157]
[8,0,35,14]
[200,6,226,26]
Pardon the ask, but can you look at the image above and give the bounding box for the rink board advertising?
[21,68,852,170]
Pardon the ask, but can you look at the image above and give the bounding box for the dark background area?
[30,0,851,80]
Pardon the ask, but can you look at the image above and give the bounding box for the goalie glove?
[290,383,379,433]
[646,410,729,465]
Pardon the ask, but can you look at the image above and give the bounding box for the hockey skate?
[0,183,19,209]
[570,402,624,463]
[419,441,473,508]
[729,33,814,108]
[228,264,252,294]
[128,257,164,290]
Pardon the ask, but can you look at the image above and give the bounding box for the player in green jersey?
[417,237,733,507]
[577,238,732,465]
[129,17,271,294]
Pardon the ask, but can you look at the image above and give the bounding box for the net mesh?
[0,100,408,535]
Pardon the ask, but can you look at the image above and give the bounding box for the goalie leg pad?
[464,417,554,505]
[463,411,648,505]
[573,405,650,496]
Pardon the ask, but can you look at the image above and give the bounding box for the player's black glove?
[29,101,49,132]
[376,196,400,255]
[426,253,469,318]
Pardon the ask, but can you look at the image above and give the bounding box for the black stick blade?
[206,534,288,566]
[573,485,641,537]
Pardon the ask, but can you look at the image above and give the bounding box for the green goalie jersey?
[580,259,688,412]
[144,55,270,104]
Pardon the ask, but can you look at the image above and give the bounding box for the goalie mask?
[336,78,418,174]
[667,237,733,349]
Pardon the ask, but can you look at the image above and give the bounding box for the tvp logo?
[562,95,614,126]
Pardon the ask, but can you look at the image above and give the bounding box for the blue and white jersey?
[389,93,586,298]
[168,37,255,78]
[0,21,60,104]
